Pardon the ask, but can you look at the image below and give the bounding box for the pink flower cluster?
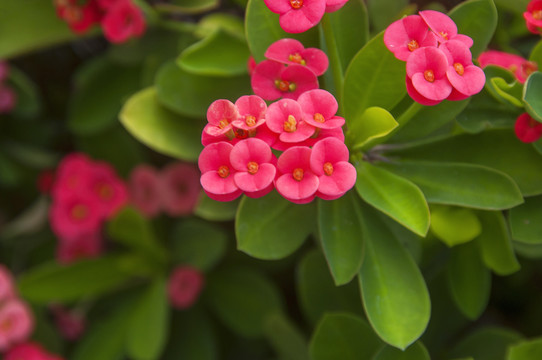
[54,0,146,43]
[251,39,328,101]
[4,342,63,360]
[128,162,201,218]
[0,62,16,114]
[50,305,85,341]
[0,266,34,353]
[49,153,128,263]
[515,113,542,143]
[525,0,542,35]
[478,50,538,84]
[263,0,349,33]
[199,90,356,204]
[167,266,204,310]
[384,10,485,105]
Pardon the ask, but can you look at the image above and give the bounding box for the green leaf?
[126,280,169,360]
[194,192,240,221]
[171,218,227,271]
[119,87,203,162]
[204,267,283,337]
[195,13,245,39]
[264,313,310,360]
[18,256,130,304]
[155,61,251,118]
[449,0,498,58]
[0,0,77,58]
[7,66,41,118]
[168,0,219,13]
[476,211,520,275]
[513,241,542,259]
[346,107,398,150]
[69,57,142,135]
[344,32,406,121]
[385,130,542,196]
[447,242,491,320]
[309,313,382,360]
[245,0,318,62]
[317,192,364,286]
[178,29,250,76]
[509,195,542,244]
[380,160,523,210]
[523,71,542,123]
[366,0,408,33]
[355,162,430,237]
[296,250,364,326]
[529,40,542,69]
[483,66,524,107]
[449,326,523,360]
[430,205,482,247]
[508,337,542,360]
[236,192,316,260]
[373,342,430,360]
[358,204,431,350]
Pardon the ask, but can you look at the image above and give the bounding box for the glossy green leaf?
[317,193,364,286]
[120,87,203,161]
[296,250,363,325]
[0,0,77,58]
[508,337,542,360]
[194,192,240,221]
[490,77,524,107]
[127,279,169,360]
[448,0,498,58]
[367,0,408,33]
[509,195,542,244]
[380,161,523,210]
[177,29,250,76]
[159,0,219,14]
[344,32,406,122]
[236,192,316,260]
[385,130,542,196]
[69,57,142,135]
[447,242,491,320]
[358,204,431,349]
[430,205,481,247]
[18,256,130,304]
[195,13,245,39]
[476,211,520,275]
[449,326,523,360]
[107,207,167,264]
[171,218,227,271]
[245,0,318,62]
[309,313,382,360]
[355,162,430,237]
[373,341,430,360]
[346,107,398,150]
[155,61,251,118]
[529,40,542,69]
[455,91,517,134]
[204,267,283,337]
[7,66,41,118]
[264,313,309,360]
[493,0,529,13]
[513,241,542,259]
[523,71,542,123]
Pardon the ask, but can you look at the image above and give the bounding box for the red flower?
[160,162,201,216]
[167,266,205,309]
[56,232,103,264]
[515,113,542,143]
[5,341,63,360]
[128,164,162,218]
[101,0,146,43]
[524,0,542,34]
[478,50,537,84]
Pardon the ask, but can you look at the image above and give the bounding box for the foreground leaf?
[346,107,398,150]
[430,205,481,247]
[509,195,542,244]
[523,71,542,123]
[373,341,430,360]
[449,326,523,360]
[264,313,310,360]
[507,337,542,360]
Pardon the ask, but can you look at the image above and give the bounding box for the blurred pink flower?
[297,89,344,129]
[275,146,319,204]
[524,0,542,34]
[515,113,542,143]
[0,86,17,114]
[88,162,128,219]
[101,0,146,43]
[50,305,85,341]
[129,164,162,218]
[5,341,63,360]
[56,232,103,264]
[266,99,315,145]
[160,162,201,216]
[264,38,329,76]
[0,300,34,352]
[37,170,55,195]
[167,266,204,310]
[0,266,15,302]
[199,142,242,201]
[384,15,437,61]
[51,153,93,198]
[55,0,101,34]
[50,192,103,240]
[263,0,326,33]
[0,62,9,83]
[478,50,537,84]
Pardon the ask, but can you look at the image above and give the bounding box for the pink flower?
[50,305,85,341]
[264,38,329,76]
[515,113,542,143]
[88,162,128,219]
[297,89,344,129]
[275,146,319,204]
[55,0,101,34]
[263,0,326,33]
[247,56,257,76]
[230,138,277,198]
[49,191,103,240]
[324,0,349,13]
[478,50,537,84]
[5,342,63,360]
[56,232,103,264]
[101,0,146,43]
[199,142,242,201]
[51,153,93,198]
[0,266,15,302]
[524,0,542,34]
[440,40,485,99]
[0,299,34,351]
[406,46,452,103]
[204,99,239,138]
[96,0,121,11]
[160,162,201,216]
[0,86,16,114]
[37,170,55,194]
[405,76,441,106]
[310,138,356,200]
[167,266,204,310]
[128,165,162,218]
[266,99,315,145]
[251,60,319,101]
[384,15,438,61]
[300,126,345,148]
[231,95,267,132]
[419,10,473,47]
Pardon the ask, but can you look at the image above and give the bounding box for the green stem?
[320,14,344,115]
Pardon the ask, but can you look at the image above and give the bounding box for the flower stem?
[320,14,344,115]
